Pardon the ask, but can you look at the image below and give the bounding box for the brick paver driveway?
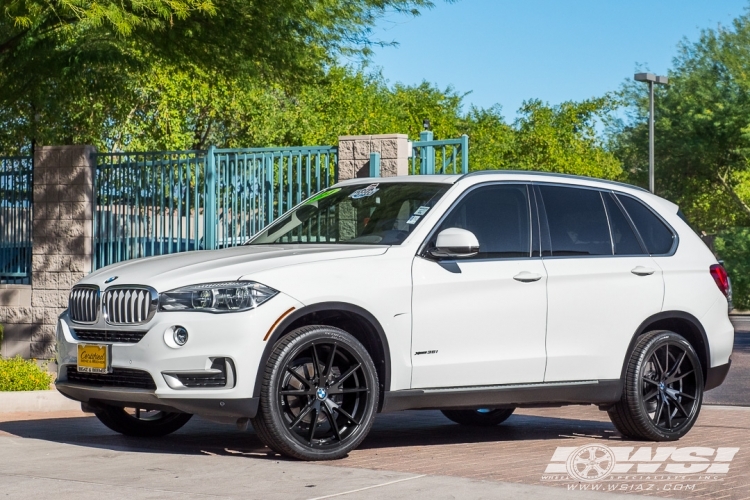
[1,332,747,499]
[1,406,747,498]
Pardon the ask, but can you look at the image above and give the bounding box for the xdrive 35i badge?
[104,276,118,284]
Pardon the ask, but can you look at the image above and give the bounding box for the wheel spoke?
[654,397,664,426]
[667,351,686,379]
[307,408,319,445]
[664,345,669,375]
[280,389,311,396]
[335,363,362,387]
[323,403,342,442]
[664,399,673,429]
[642,377,660,387]
[671,369,694,383]
[324,344,337,379]
[334,406,360,426]
[676,391,697,401]
[652,352,666,379]
[311,343,321,381]
[643,388,659,401]
[666,392,690,418]
[328,387,368,395]
[286,367,311,388]
[288,403,314,430]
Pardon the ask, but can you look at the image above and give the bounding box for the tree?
[0,0,433,153]
[505,97,622,179]
[610,11,750,232]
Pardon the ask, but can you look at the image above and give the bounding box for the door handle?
[513,271,542,283]
[631,266,655,276]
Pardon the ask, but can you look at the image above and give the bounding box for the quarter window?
[538,185,612,256]
[616,195,675,255]
[436,184,531,258]
[603,193,646,255]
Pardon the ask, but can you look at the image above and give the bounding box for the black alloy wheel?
[95,404,192,437]
[608,331,703,441]
[252,326,379,460]
[441,408,515,426]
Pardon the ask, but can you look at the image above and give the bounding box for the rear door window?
[616,195,675,255]
[538,185,612,256]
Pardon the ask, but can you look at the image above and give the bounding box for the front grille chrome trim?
[69,285,100,324]
[103,286,159,326]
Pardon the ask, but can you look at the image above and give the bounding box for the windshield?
[248,182,449,245]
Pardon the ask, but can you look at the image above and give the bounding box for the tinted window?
[539,186,612,256]
[437,184,530,258]
[616,195,675,255]
[603,193,645,255]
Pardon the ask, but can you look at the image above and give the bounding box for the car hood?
[80,245,388,291]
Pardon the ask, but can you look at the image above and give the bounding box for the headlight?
[159,281,278,313]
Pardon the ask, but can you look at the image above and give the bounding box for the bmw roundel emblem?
[316,388,327,400]
[104,276,119,284]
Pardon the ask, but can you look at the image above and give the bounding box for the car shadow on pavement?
[0,409,618,459]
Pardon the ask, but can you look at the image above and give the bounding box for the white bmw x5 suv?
[56,171,734,460]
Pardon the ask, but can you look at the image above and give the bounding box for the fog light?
[173,326,188,346]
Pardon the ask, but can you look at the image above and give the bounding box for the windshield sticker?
[306,188,341,204]
[414,206,430,216]
[349,183,380,199]
[406,215,420,225]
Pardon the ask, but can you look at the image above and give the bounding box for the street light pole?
[634,73,668,194]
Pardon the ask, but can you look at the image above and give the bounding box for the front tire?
[251,325,379,460]
[441,408,515,426]
[608,331,703,441]
[95,405,192,437]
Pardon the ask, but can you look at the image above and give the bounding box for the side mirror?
[428,228,479,259]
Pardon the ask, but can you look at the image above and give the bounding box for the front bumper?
[55,292,303,417]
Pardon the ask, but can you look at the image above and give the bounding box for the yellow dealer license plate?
[77,344,110,374]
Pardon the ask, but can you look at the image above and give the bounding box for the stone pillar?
[337,134,410,181]
[0,146,96,360]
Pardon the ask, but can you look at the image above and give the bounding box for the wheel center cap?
[659,382,666,391]
[316,388,327,400]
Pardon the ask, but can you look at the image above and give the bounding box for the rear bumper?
[705,360,732,391]
[56,383,259,418]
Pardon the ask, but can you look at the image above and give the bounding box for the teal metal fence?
[93,145,337,270]
[211,146,337,249]
[0,156,33,284]
[410,132,469,175]
[93,151,208,270]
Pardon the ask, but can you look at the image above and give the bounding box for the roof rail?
[459,169,649,192]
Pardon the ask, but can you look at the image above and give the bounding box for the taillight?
[710,264,730,297]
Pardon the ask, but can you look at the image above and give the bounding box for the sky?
[365,0,749,119]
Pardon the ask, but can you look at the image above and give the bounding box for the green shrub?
[714,227,750,310]
[0,356,54,391]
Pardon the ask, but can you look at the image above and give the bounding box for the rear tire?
[95,404,192,437]
[441,408,515,426]
[608,330,703,441]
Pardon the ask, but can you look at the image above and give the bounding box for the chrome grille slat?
[69,286,99,323]
[103,286,157,325]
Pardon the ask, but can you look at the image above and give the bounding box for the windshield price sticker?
[414,206,430,216]
[350,184,380,199]
[406,215,420,224]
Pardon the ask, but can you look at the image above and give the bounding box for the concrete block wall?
[0,146,95,359]
[338,134,409,180]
